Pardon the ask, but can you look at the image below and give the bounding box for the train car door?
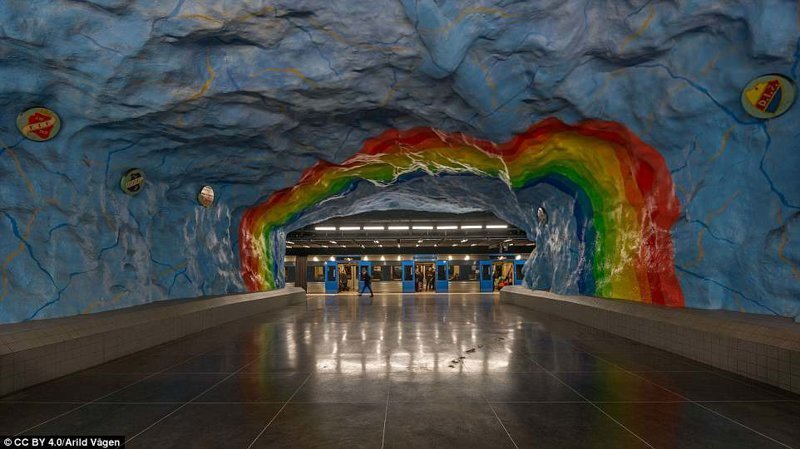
[402,260,415,293]
[324,261,338,294]
[358,261,372,292]
[435,260,449,292]
[514,259,525,285]
[479,260,493,292]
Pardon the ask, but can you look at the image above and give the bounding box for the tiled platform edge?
[501,286,800,395]
[0,287,306,396]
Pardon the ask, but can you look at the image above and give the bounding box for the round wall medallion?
[537,207,548,226]
[198,185,215,207]
[741,74,795,119]
[16,107,62,141]
[120,169,145,196]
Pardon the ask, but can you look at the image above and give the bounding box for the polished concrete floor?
[1,293,798,448]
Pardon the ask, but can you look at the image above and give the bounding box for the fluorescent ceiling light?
[379,244,383,247]
[363,226,385,230]
[329,241,337,244]
[470,243,477,247]
[417,239,423,243]
[447,255,453,260]
[415,244,419,247]
[321,245,329,248]
[460,239,468,243]
[486,224,508,229]
[412,225,433,230]
[303,245,310,248]
[286,241,295,244]
[437,225,457,230]
[503,239,513,242]
[515,255,522,260]
[373,240,380,244]
[464,255,470,260]
[451,243,457,247]
[461,225,482,229]
[315,226,336,231]
[388,225,409,230]
[339,226,360,231]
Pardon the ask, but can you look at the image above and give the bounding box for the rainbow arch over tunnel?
[239,118,684,306]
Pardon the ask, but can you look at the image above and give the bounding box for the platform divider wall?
[501,286,800,395]
[0,287,306,397]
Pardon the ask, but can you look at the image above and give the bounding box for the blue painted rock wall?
[0,0,798,323]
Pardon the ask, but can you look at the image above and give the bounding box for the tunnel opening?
[239,118,684,306]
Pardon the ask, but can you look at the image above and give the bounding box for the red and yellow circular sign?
[741,75,796,119]
[16,107,62,141]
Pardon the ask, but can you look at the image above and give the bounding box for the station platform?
[1,293,797,448]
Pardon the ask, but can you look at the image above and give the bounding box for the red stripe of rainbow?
[239,118,684,306]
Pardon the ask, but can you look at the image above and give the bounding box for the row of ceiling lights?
[310,254,524,262]
[286,239,533,249]
[313,224,508,231]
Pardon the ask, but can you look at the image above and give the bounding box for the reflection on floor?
[1,294,798,448]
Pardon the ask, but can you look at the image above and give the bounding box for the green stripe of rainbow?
[239,118,684,306]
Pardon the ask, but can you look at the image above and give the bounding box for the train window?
[391,265,402,281]
[481,264,491,279]
[437,264,446,280]
[285,265,296,283]
[308,266,325,282]
[403,265,412,280]
[371,265,382,282]
[515,263,524,281]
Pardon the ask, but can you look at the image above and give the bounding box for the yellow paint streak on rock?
[707,126,733,163]
[0,211,37,304]
[258,67,318,88]
[380,61,423,107]
[188,56,216,101]
[181,6,276,24]
[620,7,656,51]
[158,260,189,277]
[82,290,128,315]
[181,13,224,24]
[440,7,515,34]
[7,149,37,198]
[685,191,740,269]
[306,17,409,54]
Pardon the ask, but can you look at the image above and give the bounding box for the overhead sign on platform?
[17,107,61,141]
[741,74,795,119]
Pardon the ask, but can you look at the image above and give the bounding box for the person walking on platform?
[426,266,435,291]
[359,268,374,298]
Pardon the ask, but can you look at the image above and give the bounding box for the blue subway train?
[285,254,526,294]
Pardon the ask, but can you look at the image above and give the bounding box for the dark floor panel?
[1,374,145,403]
[291,374,388,403]
[492,402,650,449]
[251,403,384,448]
[599,402,789,449]
[389,373,485,403]
[529,350,622,372]
[0,402,78,434]
[698,401,800,448]
[557,371,683,402]
[196,373,309,403]
[24,403,177,438]
[86,354,190,374]
[481,372,585,402]
[129,403,282,449]
[165,354,262,373]
[102,373,228,403]
[637,371,792,401]
[383,402,515,449]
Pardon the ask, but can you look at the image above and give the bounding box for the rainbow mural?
[239,118,684,306]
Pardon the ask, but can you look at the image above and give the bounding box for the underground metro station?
[1,0,799,448]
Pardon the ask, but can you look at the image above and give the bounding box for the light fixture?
[330,240,337,244]
[465,255,470,260]
[447,255,453,260]
[415,244,419,247]
[437,225,457,230]
[380,256,386,261]
[329,256,335,261]
[361,244,365,248]
[412,225,433,230]
[364,255,369,261]
[396,255,402,261]
[470,243,478,247]
[461,225,482,229]
[379,244,383,247]
[363,226,385,230]
[373,240,380,244]
[515,255,522,260]
[321,245,329,248]
[303,245,310,248]
[503,239,513,242]
[388,225,409,230]
[286,241,295,244]
[315,226,336,231]
[341,245,346,248]
[460,239,468,243]
[486,224,508,229]
[451,243,457,247]
[434,243,438,247]
[312,256,319,261]
[339,226,360,231]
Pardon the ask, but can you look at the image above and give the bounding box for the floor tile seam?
[486,400,520,449]
[380,376,391,449]
[526,357,657,449]
[245,373,313,449]
[700,364,800,400]
[587,352,795,449]
[13,343,229,436]
[125,351,271,444]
